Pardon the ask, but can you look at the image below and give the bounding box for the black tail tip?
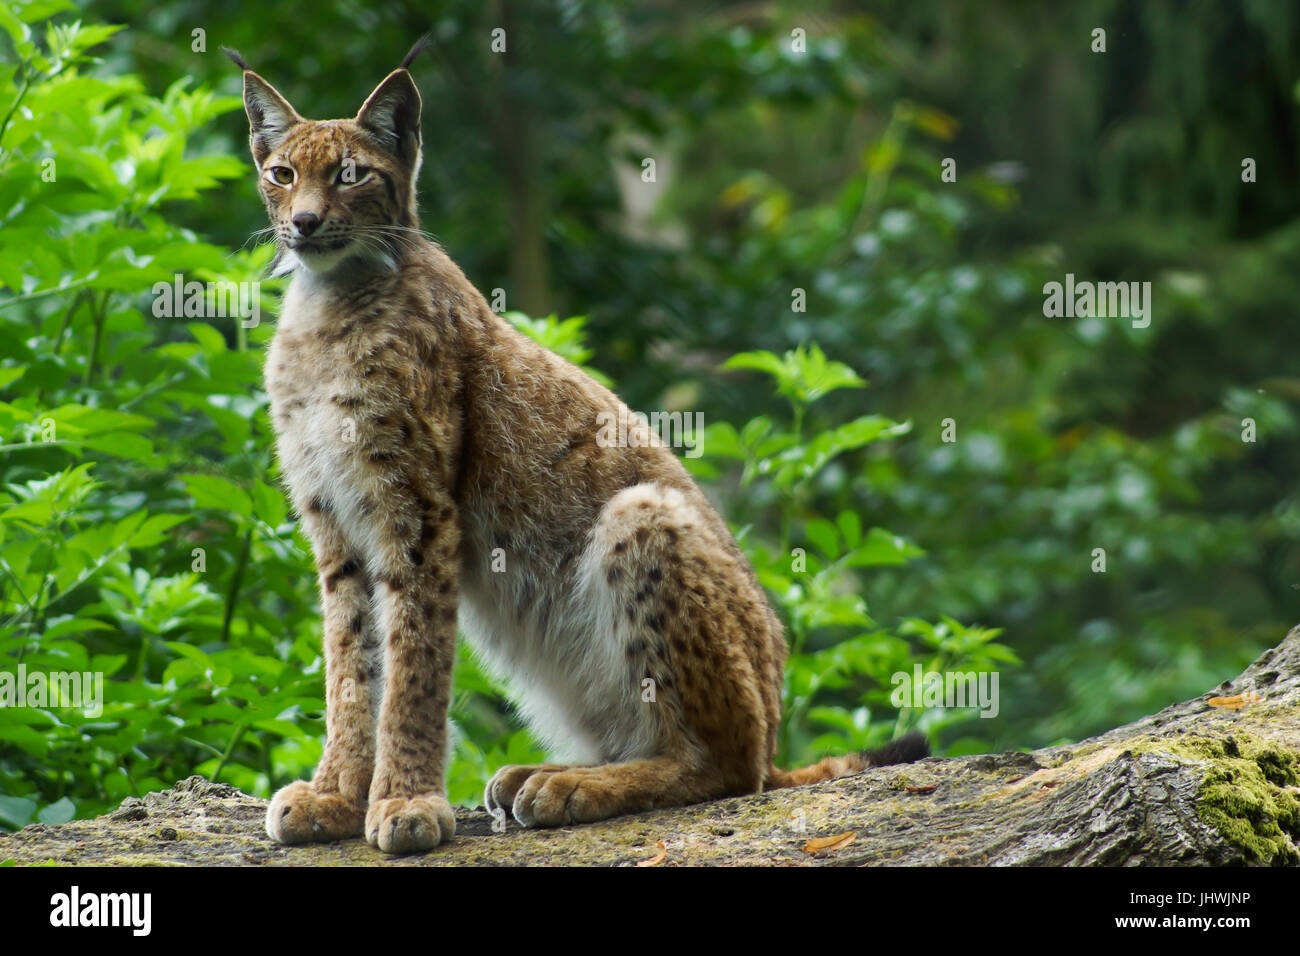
[864,730,930,767]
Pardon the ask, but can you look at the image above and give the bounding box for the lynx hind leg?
[493,482,770,827]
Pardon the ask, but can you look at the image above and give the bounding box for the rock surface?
[3,627,1298,866]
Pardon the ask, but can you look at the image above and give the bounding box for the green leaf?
[180,474,253,518]
[836,510,862,549]
[250,479,288,528]
[804,518,840,559]
[164,640,213,667]
[846,528,925,567]
[0,366,27,391]
[722,350,788,379]
[0,6,32,53]
[188,322,227,353]
[36,797,75,824]
[0,796,37,830]
[0,724,51,757]
[42,617,115,640]
[723,345,866,406]
[82,433,154,461]
[128,513,189,548]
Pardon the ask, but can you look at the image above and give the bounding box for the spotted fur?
[235,47,927,854]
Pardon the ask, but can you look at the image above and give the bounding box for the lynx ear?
[355,70,422,166]
[242,72,303,166]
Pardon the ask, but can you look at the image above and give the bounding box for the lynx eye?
[336,164,374,187]
[265,166,295,186]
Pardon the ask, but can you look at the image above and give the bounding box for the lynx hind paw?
[494,766,621,828]
[484,763,569,826]
[365,794,456,854]
[265,780,366,844]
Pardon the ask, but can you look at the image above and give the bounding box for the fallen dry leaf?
[802,831,857,854]
[1207,692,1262,710]
[636,840,667,867]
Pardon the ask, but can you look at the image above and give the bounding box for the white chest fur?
[266,276,381,568]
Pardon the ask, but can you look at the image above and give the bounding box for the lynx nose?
[292,212,321,237]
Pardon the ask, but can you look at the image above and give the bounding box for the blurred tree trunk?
[493,0,551,317]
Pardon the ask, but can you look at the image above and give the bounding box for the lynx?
[226,40,927,855]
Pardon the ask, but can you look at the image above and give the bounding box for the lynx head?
[224,38,428,275]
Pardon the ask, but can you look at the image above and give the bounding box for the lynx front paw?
[365,794,456,854]
[265,780,366,844]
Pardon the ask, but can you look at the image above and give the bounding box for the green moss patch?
[1143,734,1300,864]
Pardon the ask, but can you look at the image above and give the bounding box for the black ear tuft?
[399,33,432,71]
[220,46,250,71]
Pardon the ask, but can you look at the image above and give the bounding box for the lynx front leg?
[364,492,460,854]
[266,511,377,843]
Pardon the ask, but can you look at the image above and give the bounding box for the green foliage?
[0,2,307,827]
[691,345,1015,762]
